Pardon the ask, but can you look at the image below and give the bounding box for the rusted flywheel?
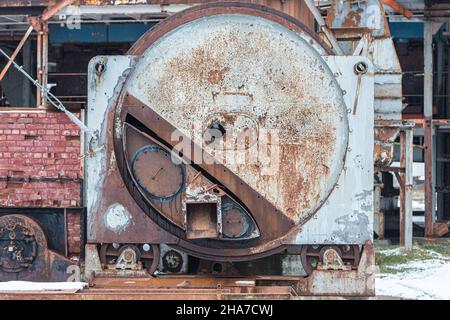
[109,2,349,262]
[0,215,47,274]
[300,245,361,275]
[100,243,160,275]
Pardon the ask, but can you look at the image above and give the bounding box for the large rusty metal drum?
[92,3,354,262]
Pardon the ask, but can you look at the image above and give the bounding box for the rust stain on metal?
[0,215,74,282]
[208,67,230,84]
[374,127,399,167]
[131,13,347,225]
[86,3,370,266]
[342,8,363,28]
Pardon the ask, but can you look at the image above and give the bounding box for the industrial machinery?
[0,1,377,297]
[83,2,375,296]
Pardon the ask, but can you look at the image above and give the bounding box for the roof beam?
[382,0,414,18]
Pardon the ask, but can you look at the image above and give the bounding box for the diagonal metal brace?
[0,48,97,140]
[0,25,34,82]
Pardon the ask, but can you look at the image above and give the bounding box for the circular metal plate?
[113,3,350,260]
[131,144,184,201]
[222,203,250,239]
[125,13,348,225]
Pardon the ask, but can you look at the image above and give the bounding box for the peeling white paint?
[104,204,132,232]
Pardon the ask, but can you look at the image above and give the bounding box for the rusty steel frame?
[398,129,413,250]
[376,124,414,250]
[0,241,375,299]
[29,0,76,108]
[40,0,77,22]
[41,21,48,108]
[0,25,33,82]
[381,0,413,19]
[0,0,66,97]
[424,20,434,237]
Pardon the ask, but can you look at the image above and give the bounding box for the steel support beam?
[381,0,413,19]
[41,21,48,108]
[397,129,413,249]
[304,0,344,55]
[399,129,414,250]
[0,25,33,81]
[424,20,435,237]
[374,173,384,240]
[36,22,42,108]
[41,0,77,22]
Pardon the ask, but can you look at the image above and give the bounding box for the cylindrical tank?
[110,2,350,261]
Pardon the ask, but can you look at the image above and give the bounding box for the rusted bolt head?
[95,62,106,75]
[123,250,133,261]
[354,61,368,75]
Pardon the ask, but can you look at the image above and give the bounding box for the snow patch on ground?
[376,247,403,257]
[0,281,87,292]
[376,249,450,299]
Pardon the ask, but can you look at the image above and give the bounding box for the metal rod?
[405,129,414,250]
[0,18,166,27]
[41,22,48,108]
[304,0,344,55]
[0,25,33,81]
[399,132,406,246]
[0,47,97,138]
[424,21,434,237]
[36,24,41,108]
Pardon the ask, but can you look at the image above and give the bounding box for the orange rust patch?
[208,67,230,84]
[342,8,363,28]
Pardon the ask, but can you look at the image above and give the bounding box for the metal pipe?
[374,173,384,240]
[404,129,414,250]
[36,24,41,108]
[399,131,406,246]
[41,22,48,108]
[303,0,344,55]
[0,25,33,81]
[424,21,434,237]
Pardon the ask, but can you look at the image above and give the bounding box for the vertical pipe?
[41,22,48,108]
[36,26,42,108]
[400,131,406,246]
[64,208,68,257]
[374,173,384,239]
[80,110,86,208]
[404,129,414,250]
[424,21,434,237]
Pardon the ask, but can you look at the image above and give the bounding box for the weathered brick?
[0,110,81,209]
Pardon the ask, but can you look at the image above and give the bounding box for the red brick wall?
[67,212,82,255]
[0,109,82,207]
